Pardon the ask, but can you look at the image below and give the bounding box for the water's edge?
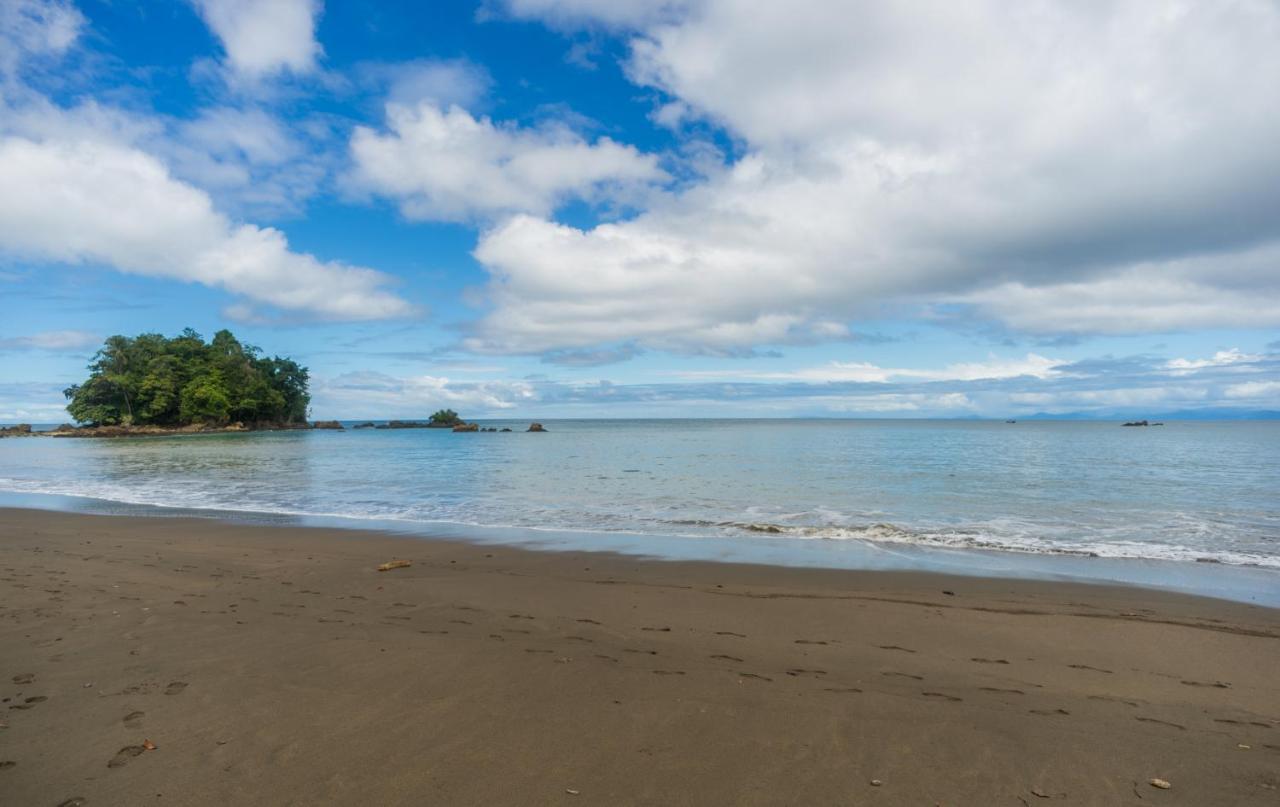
[4,490,1277,608]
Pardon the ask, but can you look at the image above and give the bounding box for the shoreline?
[2,508,1278,805]
[3,491,1279,609]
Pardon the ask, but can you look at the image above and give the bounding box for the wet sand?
[1,508,1277,806]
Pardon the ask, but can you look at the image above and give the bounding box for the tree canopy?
[429,409,462,426]
[64,329,310,427]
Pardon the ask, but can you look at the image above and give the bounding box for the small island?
[59,329,310,433]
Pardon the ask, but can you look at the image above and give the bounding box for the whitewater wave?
[1,477,1277,570]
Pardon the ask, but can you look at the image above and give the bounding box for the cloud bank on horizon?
[0,0,1277,420]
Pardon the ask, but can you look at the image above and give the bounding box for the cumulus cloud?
[676,353,1065,384]
[349,102,664,222]
[192,0,323,78]
[464,0,1280,354]
[0,137,412,321]
[0,329,99,351]
[0,0,83,78]
[1223,381,1280,400]
[313,370,536,416]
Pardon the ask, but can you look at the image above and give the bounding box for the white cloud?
[192,0,322,78]
[676,353,1064,384]
[349,102,664,222]
[0,329,99,351]
[313,371,536,417]
[0,136,412,321]
[464,0,1280,354]
[1166,348,1263,373]
[0,0,84,76]
[1223,381,1280,400]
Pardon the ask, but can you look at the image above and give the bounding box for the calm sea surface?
[2,420,1278,600]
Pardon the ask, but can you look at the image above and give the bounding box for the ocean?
[2,419,1277,604]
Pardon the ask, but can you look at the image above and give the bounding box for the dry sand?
[1,508,1277,806]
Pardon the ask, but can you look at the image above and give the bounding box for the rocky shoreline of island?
[0,420,549,438]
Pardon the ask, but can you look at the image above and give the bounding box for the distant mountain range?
[1018,408,1280,421]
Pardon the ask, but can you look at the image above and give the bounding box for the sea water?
[2,419,1277,603]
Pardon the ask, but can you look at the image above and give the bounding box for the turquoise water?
[2,420,1278,601]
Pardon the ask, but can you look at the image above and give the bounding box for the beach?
[1,508,1277,806]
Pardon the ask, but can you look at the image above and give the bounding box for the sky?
[1,0,1278,421]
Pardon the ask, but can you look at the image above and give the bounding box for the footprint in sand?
[418,629,449,635]
[652,670,685,676]
[1181,679,1231,689]
[594,655,619,663]
[508,614,535,620]
[877,645,915,653]
[738,673,772,682]
[970,658,1009,665]
[980,687,1025,695]
[163,681,188,696]
[502,628,531,635]
[123,711,145,728]
[10,696,47,710]
[786,669,827,678]
[525,648,554,654]
[823,687,862,694]
[1088,695,1139,707]
[882,672,924,681]
[624,649,658,655]
[922,691,962,702]
[641,626,671,632]
[566,636,594,643]
[794,639,828,645]
[1068,664,1113,674]
[577,618,603,625]
[57,799,87,807]
[108,745,146,768]
[0,761,15,772]
[710,654,744,662]
[715,631,746,638]
[11,674,34,685]
[449,619,472,625]
[1030,708,1070,716]
[1136,716,1185,730]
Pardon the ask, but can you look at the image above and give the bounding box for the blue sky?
[1,0,1278,421]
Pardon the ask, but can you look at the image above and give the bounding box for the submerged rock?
[527,422,547,432]
[352,422,376,429]
[312,420,344,430]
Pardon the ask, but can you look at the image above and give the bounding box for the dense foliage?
[429,409,462,426]
[64,329,310,427]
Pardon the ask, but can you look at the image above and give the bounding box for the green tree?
[63,329,311,427]
[429,409,461,426]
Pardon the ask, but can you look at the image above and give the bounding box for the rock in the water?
[527,422,547,432]
[312,420,344,430]
[453,423,479,432]
[1122,420,1150,427]
[0,423,32,437]
[500,428,512,432]
[352,422,376,429]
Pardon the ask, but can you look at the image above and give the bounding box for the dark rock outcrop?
[1122,420,1150,427]
[352,422,376,429]
[452,423,479,432]
[0,423,32,437]
[500,428,512,432]
[312,420,344,430]
[527,422,547,432]
[375,421,431,429]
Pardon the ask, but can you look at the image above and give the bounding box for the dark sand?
[1,508,1277,806]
